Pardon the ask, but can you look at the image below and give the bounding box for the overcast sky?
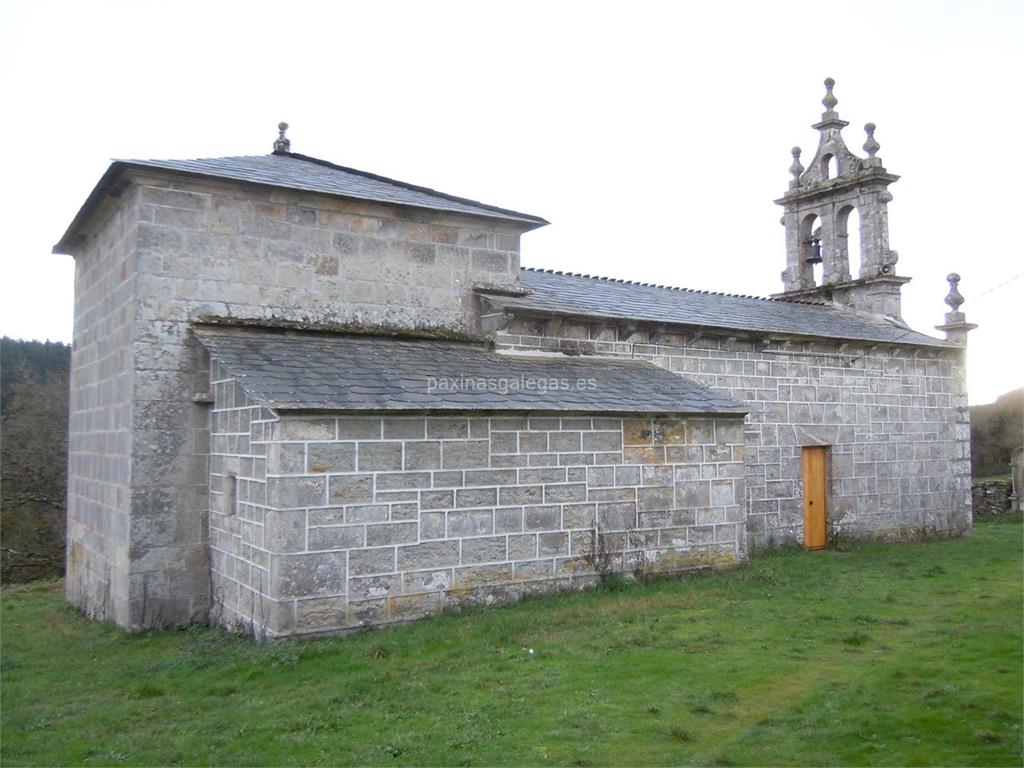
[2,0,1021,404]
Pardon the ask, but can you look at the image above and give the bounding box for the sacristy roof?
[194,326,748,415]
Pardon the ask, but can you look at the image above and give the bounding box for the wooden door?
[802,446,827,550]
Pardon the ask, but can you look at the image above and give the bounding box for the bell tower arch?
[774,78,909,318]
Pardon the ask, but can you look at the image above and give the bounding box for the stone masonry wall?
[71,169,531,629]
[495,322,971,547]
[207,362,274,632]
[65,186,140,626]
[206,387,746,636]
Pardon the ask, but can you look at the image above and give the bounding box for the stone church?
[57,79,975,636]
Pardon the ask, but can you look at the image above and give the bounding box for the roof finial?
[273,122,291,154]
[944,273,964,311]
[822,77,838,117]
[863,122,880,158]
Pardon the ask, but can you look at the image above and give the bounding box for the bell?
[805,233,823,264]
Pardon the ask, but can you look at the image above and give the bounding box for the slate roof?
[54,151,548,252]
[194,327,747,415]
[492,269,953,348]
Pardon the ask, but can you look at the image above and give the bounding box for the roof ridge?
[278,152,549,225]
[520,266,787,304]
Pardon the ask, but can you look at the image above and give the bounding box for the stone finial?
[822,77,838,116]
[789,147,804,186]
[273,122,291,154]
[936,272,977,345]
[863,123,880,158]
[944,273,965,310]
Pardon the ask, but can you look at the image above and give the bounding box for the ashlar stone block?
[508,534,538,560]
[267,477,327,509]
[405,442,441,470]
[676,480,711,508]
[539,532,569,556]
[328,474,374,505]
[358,442,403,471]
[307,443,356,473]
[277,418,336,441]
[403,568,453,593]
[494,507,524,533]
[269,443,306,474]
[652,419,687,445]
[349,574,402,601]
[264,509,307,553]
[461,536,507,564]
[442,441,490,469]
[623,419,654,445]
[337,418,382,439]
[524,505,561,531]
[349,547,396,576]
[447,510,493,537]
[294,596,346,633]
[308,525,365,550]
[397,541,460,570]
[272,551,347,598]
[366,522,418,546]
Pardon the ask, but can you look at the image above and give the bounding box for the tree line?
[1,337,70,582]
[970,387,1024,479]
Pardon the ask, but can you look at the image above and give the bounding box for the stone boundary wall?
[207,375,746,636]
[1013,449,1024,513]
[971,481,1013,517]
[495,323,971,547]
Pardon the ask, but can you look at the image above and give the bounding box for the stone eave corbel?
[618,322,640,342]
[543,317,564,337]
[472,282,533,298]
[479,308,510,334]
[648,325,671,345]
[475,293,512,333]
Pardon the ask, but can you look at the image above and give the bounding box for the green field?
[3,518,1021,767]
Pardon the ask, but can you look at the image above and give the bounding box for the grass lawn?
[2,519,1021,767]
